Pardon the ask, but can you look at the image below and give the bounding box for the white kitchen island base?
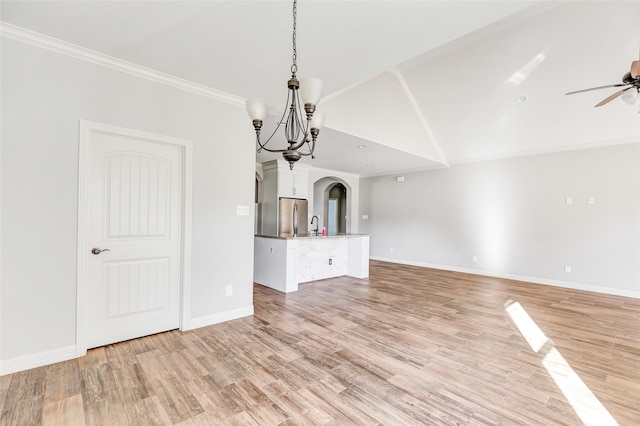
[254,234,369,293]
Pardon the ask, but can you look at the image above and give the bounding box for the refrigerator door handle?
[293,202,298,236]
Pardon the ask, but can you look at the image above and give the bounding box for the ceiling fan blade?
[565,83,627,95]
[594,89,626,107]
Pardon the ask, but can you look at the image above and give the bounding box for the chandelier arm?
[296,141,315,156]
[294,87,310,136]
[305,128,319,158]
[256,131,288,153]
[285,88,304,143]
[307,137,316,155]
[255,130,288,153]
[288,131,312,151]
[255,89,295,152]
[285,104,298,143]
[287,89,312,151]
[256,138,288,153]
[288,119,313,151]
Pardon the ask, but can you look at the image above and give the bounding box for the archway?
[312,177,352,235]
[326,183,347,235]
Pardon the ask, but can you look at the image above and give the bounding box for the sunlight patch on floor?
[504,301,548,352]
[542,347,618,426]
[505,300,618,426]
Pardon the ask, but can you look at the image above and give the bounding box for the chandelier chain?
[291,0,297,76]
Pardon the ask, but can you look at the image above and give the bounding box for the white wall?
[1,38,256,371]
[359,143,640,297]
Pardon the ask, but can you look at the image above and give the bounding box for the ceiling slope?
[321,69,447,165]
[393,1,640,165]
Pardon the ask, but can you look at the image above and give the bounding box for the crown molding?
[0,21,244,107]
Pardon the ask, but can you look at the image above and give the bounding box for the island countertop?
[255,233,368,240]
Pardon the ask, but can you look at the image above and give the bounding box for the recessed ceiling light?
[516,95,528,103]
[357,144,368,149]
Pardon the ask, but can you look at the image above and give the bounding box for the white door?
[82,126,184,350]
[328,199,338,235]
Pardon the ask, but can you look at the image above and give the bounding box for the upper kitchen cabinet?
[263,160,310,199]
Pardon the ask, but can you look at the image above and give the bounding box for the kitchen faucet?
[311,215,319,236]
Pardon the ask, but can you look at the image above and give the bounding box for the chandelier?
[245,0,325,170]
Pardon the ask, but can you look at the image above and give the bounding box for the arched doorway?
[326,183,347,235]
[311,176,352,235]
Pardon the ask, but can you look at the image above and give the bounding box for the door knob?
[91,247,111,255]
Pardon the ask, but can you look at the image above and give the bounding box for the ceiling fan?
[565,60,640,107]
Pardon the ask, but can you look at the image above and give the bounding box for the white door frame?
[76,120,193,357]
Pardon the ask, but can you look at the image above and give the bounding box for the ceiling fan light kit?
[246,0,324,170]
[566,59,640,108]
[621,87,639,104]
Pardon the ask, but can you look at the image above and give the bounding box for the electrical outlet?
[390,247,394,253]
[226,285,233,296]
[564,265,572,273]
[472,256,478,263]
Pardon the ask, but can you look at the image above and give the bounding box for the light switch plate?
[236,205,250,216]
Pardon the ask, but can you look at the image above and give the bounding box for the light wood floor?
[1,260,639,425]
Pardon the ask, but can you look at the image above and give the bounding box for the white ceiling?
[2,1,639,176]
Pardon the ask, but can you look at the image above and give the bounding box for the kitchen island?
[254,234,370,293]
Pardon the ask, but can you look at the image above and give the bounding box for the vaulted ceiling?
[2,1,639,176]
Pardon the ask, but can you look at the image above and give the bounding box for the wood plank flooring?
[1,260,639,425]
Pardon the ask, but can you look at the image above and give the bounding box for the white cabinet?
[263,159,310,199]
[254,235,369,293]
[277,169,295,198]
[297,238,348,283]
[275,165,309,199]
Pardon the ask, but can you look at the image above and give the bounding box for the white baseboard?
[1,306,254,376]
[0,345,77,376]
[370,256,640,299]
[182,305,254,331]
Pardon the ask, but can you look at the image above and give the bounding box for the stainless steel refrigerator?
[279,197,308,237]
